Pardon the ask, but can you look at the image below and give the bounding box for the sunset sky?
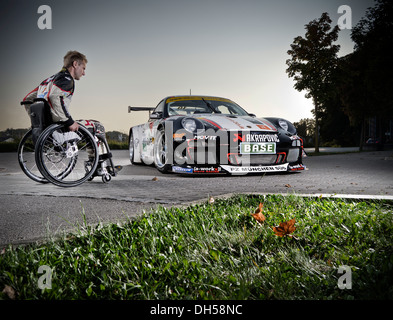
[0,0,374,133]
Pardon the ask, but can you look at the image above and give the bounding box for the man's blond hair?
[63,51,88,68]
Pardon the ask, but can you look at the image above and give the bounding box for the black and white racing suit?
[23,67,76,127]
[22,68,109,157]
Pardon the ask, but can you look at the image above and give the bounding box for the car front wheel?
[153,128,171,173]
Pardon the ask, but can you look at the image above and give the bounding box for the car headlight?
[182,118,197,133]
[278,119,289,131]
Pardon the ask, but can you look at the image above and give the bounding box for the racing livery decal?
[128,95,305,175]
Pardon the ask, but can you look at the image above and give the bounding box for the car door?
[140,99,165,164]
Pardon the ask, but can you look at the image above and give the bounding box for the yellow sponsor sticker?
[166,96,233,103]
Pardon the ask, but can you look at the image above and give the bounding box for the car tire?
[129,132,136,164]
[153,128,171,173]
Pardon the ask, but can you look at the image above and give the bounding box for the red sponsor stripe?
[46,86,54,109]
[276,152,287,164]
[22,87,38,101]
[201,118,222,129]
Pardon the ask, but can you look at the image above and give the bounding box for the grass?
[1,194,393,300]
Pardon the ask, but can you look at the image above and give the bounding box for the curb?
[188,192,393,205]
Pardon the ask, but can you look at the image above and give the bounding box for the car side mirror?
[248,113,256,117]
[149,112,162,119]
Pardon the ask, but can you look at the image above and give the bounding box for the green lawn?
[1,194,392,300]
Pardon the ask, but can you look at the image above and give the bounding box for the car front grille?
[249,154,278,165]
[228,154,277,165]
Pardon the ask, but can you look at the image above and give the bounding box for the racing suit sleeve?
[46,73,75,127]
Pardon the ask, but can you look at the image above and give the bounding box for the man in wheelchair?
[21,51,121,186]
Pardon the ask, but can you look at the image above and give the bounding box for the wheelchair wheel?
[17,129,48,183]
[35,124,99,187]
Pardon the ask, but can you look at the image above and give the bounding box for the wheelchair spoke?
[17,129,48,183]
[36,124,99,187]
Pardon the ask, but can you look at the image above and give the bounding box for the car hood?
[192,114,278,132]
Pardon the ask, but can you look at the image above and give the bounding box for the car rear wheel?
[153,128,171,173]
[129,132,135,164]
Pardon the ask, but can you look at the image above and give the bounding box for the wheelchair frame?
[18,99,117,187]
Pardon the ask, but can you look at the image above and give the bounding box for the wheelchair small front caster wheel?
[102,174,111,183]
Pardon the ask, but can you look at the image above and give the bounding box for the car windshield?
[166,97,249,116]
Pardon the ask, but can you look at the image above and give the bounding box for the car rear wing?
[128,106,155,114]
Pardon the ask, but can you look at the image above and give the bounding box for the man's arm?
[68,121,79,132]
[47,73,76,130]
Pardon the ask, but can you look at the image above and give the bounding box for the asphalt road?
[1,149,393,247]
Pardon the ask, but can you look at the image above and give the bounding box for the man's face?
[72,61,86,80]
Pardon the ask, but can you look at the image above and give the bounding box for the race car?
[128,95,305,174]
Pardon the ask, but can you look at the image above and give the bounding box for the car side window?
[154,100,164,114]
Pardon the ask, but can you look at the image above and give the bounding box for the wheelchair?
[18,99,119,187]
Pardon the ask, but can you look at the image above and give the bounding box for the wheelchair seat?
[28,99,53,144]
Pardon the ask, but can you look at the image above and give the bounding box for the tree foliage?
[287,1,393,149]
[293,118,315,147]
[286,13,340,152]
[350,0,393,120]
[340,0,393,148]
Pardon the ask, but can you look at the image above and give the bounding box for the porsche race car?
[128,95,305,174]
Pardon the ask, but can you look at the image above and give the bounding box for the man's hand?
[69,121,79,132]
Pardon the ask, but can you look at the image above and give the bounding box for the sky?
[0,0,375,133]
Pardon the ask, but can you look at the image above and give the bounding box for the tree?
[334,52,371,150]
[349,0,393,149]
[286,13,340,152]
[318,76,359,148]
[293,118,315,147]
